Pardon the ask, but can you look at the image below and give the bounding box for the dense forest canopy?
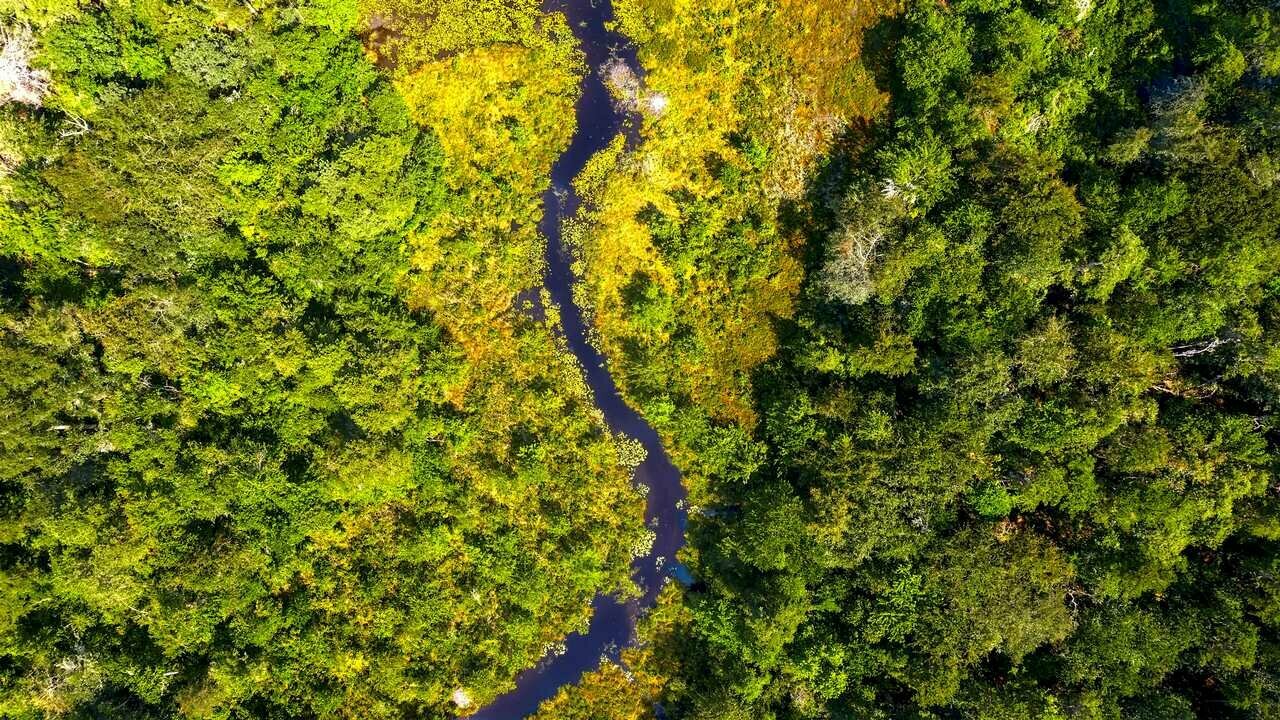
[0,0,648,716]
[2,0,1280,718]
[565,0,1280,717]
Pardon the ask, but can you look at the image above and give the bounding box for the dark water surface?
[466,1,689,718]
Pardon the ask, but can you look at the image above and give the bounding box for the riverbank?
[465,0,689,717]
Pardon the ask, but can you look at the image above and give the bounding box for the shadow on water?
[465,0,689,718]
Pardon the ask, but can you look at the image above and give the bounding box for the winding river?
[466,0,689,718]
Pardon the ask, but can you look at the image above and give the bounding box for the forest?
[0,0,648,716]
[2,0,1280,717]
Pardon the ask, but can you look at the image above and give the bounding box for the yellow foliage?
[565,0,895,486]
[358,0,577,73]
[397,43,579,193]
[531,584,692,720]
[391,26,580,357]
[530,660,659,720]
[347,2,649,706]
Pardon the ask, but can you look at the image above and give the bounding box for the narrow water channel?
[465,1,689,718]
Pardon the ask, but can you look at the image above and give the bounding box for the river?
[465,0,689,718]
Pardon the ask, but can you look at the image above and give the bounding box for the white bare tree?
[820,212,885,306]
[0,25,49,107]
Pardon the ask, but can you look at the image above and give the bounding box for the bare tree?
[820,215,885,306]
[0,25,49,107]
[1171,334,1239,358]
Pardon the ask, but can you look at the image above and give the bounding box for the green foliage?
[0,0,646,717]
[603,0,1280,717]
[5,0,1280,715]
